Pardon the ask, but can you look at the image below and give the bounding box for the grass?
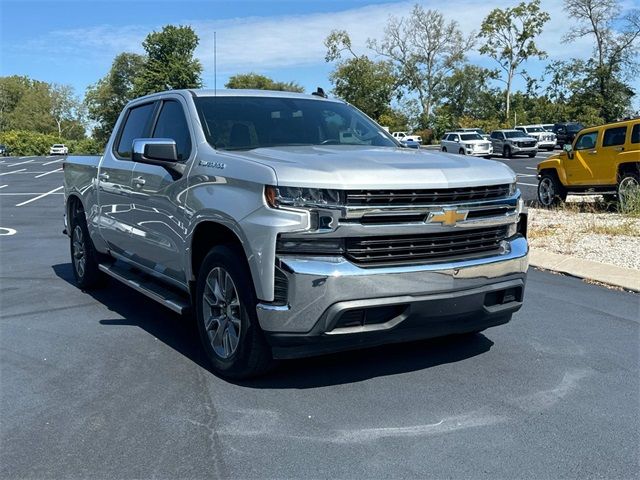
[618,187,640,218]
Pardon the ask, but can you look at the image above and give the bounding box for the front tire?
[459,148,465,155]
[441,147,447,152]
[617,171,640,211]
[503,146,512,158]
[195,245,273,379]
[528,151,536,158]
[537,173,567,207]
[70,211,105,289]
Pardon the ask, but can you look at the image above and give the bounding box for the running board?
[98,263,190,315]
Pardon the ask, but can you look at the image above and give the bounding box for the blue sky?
[1,0,639,112]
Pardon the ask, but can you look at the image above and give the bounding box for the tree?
[85,53,145,144]
[324,30,397,121]
[436,65,499,121]
[133,25,203,97]
[478,0,550,120]
[49,84,81,139]
[369,5,474,125]
[563,0,640,121]
[225,73,304,92]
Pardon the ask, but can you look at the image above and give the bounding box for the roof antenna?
[214,31,217,96]
[312,87,327,98]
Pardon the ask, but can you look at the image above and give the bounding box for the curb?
[529,249,640,293]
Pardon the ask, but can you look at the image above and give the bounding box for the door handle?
[132,176,146,187]
[588,150,597,155]
[98,172,109,182]
[614,147,624,152]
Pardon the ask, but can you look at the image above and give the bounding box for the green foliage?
[330,57,396,121]
[225,73,304,92]
[0,75,85,138]
[478,0,550,118]
[85,53,145,144]
[0,130,103,156]
[377,109,409,132]
[133,25,203,97]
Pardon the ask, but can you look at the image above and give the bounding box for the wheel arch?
[617,162,640,181]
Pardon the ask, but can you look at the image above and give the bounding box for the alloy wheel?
[538,177,555,206]
[72,225,86,278]
[202,267,242,359]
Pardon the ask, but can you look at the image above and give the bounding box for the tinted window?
[195,97,396,150]
[603,126,627,147]
[632,123,639,143]
[116,103,155,158]
[152,100,192,161]
[504,131,522,138]
[490,132,500,139]
[575,132,597,150]
[460,133,483,141]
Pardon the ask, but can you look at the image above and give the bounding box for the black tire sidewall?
[195,245,270,378]
[538,174,563,207]
[70,211,102,288]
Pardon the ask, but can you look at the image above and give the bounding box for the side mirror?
[563,143,574,159]
[132,138,186,176]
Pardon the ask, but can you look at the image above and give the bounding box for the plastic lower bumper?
[257,236,529,359]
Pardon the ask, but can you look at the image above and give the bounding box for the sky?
[1,0,639,111]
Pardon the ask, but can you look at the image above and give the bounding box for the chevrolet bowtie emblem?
[428,209,468,226]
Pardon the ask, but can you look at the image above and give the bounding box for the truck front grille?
[345,185,510,206]
[345,226,509,266]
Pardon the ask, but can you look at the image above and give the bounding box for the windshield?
[526,126,545,132]
[460,133,483,141]
[504,131,524,138]
[567,123,584,133]
[194,96,398,150]
[53,144,64,147]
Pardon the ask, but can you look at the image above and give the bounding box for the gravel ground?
[528,200,640,270]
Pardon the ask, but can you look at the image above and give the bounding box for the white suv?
[515,125,556,151]
[50,144,69,155]
[441,132,493,158]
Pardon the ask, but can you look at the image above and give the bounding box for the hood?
[221,145,516,189]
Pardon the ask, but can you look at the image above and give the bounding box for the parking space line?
[0,185,7,189]
[526,167,537,170]
[0,168,26,176]
[0,192,64,196]
[517,173,536,177]
[35,167,63,178]
[517,182,538,187]
[15,186,64,207]
[43,158,65,166]
[7,159,35,167]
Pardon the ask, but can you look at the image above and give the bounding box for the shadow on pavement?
[53,262,495,388]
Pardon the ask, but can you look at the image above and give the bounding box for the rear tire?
[459,148,465,155]
[503,146,512,158]
[70,211,105,289]
[195,245,273,379]
[442,147,447,152]
[537,173,567,207]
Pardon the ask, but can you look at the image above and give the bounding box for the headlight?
[465,143,473,149]
[265,186,342,208]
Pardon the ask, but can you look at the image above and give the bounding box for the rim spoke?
[226,323,239,352]
[224,272,235,302]
[202,266,242,359]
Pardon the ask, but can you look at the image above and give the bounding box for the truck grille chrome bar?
[345,226,509,266]
[345,185,511,206]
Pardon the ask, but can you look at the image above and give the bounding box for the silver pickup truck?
[63,89,529,378]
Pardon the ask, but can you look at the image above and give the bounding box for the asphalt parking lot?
[1,156,638,478]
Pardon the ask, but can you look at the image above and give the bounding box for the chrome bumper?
[257,235,529,334]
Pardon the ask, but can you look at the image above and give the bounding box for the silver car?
[490,130,538,158]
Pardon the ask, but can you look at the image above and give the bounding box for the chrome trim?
[256,235,528,333]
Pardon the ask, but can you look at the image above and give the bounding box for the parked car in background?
[515,125,556,151]
[541,124,554,132]
[490,130,538,158]
[0,144,9,156]
[441,132,492,157]
[49,144,69,155]
[537,118,639,207]
[391,131,422,144]
[453,127,490,140]
[62,88,528,378]
[553,122,584,148]
[400,138,421,149]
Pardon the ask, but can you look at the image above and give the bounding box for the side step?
[98,263,191,315]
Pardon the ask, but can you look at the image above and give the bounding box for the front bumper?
[511,145,537,154]
[257,235,528,358]
[465,147,493,156]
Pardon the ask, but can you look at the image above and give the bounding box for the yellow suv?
[537,119,639,206]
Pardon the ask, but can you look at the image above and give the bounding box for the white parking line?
[43,158,65,166]
[517,173,536,177]
[517,182,538,187]
[526,167,537,170]
[15,186,64,207]
[7,159,35,167]
[0,192,65,196]
[0,185,7,189]
[35,167,63,178]
[0,168,26,176]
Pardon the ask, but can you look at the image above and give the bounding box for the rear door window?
[602,126,627,147]
[631,123,639,144]
[116,103,155,158]
[152,100,192,161]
